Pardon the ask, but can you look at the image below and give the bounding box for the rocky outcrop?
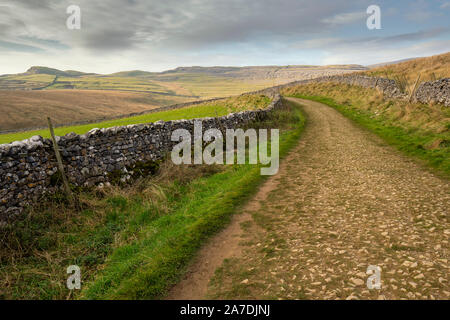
[415,78,450,106]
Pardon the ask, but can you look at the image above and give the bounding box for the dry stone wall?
[254,74,449,106]
[0,95,282,226]
[254,74,407,99]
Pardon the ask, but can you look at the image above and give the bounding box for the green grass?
[82,101,305,299]
[1,72,270,97]
[0,100,305,300]
[290,94,450,176]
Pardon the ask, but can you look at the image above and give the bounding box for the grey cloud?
[379,27,450,44]
[0,0,448,72]
[162,0,360,48]
[0,40,43,52]
[321,11,366,25]
[0,0,361,52]
[79,29,137,51]
[15,0,55,11]
[294,27,450,50]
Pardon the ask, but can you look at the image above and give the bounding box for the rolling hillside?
[0,64,363,133]
[363,52,450,84]
[0,90,193,132]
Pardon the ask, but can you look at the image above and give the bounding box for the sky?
[0,0,449,74]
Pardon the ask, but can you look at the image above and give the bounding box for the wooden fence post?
[47,117,77,209]
[409,74,421,103]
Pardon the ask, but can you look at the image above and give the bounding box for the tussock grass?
[393,74,409,94]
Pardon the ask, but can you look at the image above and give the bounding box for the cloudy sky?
[0,0,449,74]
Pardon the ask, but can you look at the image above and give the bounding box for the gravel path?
[173,97,450,300]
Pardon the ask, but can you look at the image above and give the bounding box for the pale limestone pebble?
[356,272,366,278]
[351,278,365,286]
[422,261,434,267]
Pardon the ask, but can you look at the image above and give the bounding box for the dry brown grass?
[363,52,450,86]
[0,89,193,132]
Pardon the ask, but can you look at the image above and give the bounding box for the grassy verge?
[0,99,305,300]
[0,94,270,145]
[289,94,450,177]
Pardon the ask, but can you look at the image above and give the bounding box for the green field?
[51,75,172,93]
[154,73,271,97]
[0,74,55,90]
[0,70,271,98]
[0,94,271,144]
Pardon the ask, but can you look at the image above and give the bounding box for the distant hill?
[1,63,365,93]
[4,64,367,81]
[110,70,157,77]
[367,58,418,69]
